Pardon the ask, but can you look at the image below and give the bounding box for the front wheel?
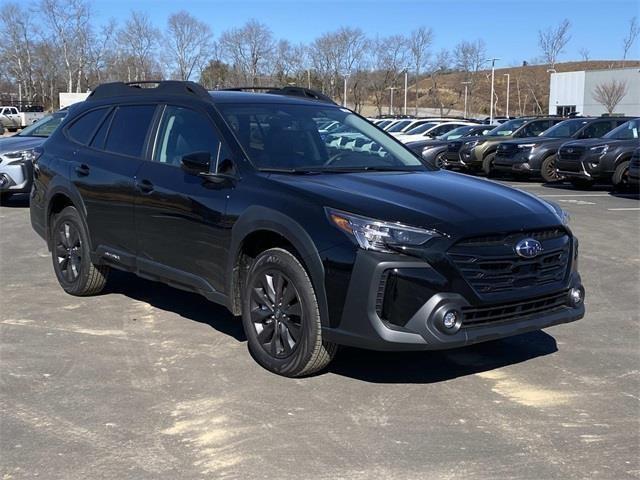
[482,152,496,177]
[241,248,337,377]
[50,206,110,296]
[612,161,630,191]
[540,155,563,183]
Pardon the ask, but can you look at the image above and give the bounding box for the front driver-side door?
[135,104,233,295]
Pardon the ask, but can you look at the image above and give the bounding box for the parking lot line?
[606,207,640,211]
[539,194,610,197]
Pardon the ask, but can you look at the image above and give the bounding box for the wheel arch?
[44,180,90,251]
[227,206,329,326]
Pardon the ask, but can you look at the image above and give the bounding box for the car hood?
[560,138,623,149]
[406,139,448,148]
[0,136,46,154]
[267,170,562,237]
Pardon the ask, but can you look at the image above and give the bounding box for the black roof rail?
[87,81,212,102]
[220,86,337,105]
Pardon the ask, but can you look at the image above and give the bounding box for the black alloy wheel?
[250,270,303,359]
[55,221,83,283]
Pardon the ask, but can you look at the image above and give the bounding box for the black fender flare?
[44,177,91,251]
[227,206,329,326]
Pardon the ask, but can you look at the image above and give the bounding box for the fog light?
[0,174,9,188]
[520,162,531,170]
[568,287,584,306]
[443,311,458,329]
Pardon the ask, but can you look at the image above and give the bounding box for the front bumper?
[323,250,585,351]
[0,160,32,193]
[494,151,539,174]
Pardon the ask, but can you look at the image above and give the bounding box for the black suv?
[557,119,640,189]
[445,117,565,175]
[493,117,631,182]
[30,81,585,377]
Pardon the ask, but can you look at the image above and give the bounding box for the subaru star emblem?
[515,238,543,258]
[567,148,574,153]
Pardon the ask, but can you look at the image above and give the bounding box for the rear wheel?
[540,155,562,183]
[612,161,630,191]
[482,152,496,176]
[241,248,337,377]
[50,206,109,296]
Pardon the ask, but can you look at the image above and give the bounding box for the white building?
[548,67,640,116]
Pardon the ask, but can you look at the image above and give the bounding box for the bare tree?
[219,19,274,86]
[593,79,628,114]
[165,11,213,81]
[369,35,408,115]
[622,16,639,66]
[408,27,433,115]
[453,39,486,114]
[579,47,590,61]
[118,11,160,81]
[538,19,571,68]
[40,0,91,92]
[0,3,38,101]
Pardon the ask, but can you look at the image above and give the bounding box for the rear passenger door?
[69,104,157,264]
[134,104,232,295]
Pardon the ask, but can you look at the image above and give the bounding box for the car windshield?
[18,112,66,137]
[437,126,475,140]
[385,120,413,132]
[404,122,438,135]
[604,119,639,140]
[541,119,590,138]
[376,120,392,129]
[218,103,428,172]
[488,118,528,136]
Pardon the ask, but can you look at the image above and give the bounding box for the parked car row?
[377,114,639,190]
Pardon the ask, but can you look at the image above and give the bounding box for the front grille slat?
[462,290,569,327]
[449,229,571,295]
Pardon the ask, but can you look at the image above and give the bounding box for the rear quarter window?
[66,108,110,145]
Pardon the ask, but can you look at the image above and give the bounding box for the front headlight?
[545,200,570,226]
[4,149,39,165]
[326,208,443,253]
[464,140,480,148]
[589,144,609,158]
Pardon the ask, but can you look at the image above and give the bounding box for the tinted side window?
[104,105,156,157]
[153,106,220,167]
[67,108,109,145]
[90,109,114,149]
[582,121,612,139]
[519,121,548,137]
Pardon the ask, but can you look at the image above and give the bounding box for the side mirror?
[181,151,211,174]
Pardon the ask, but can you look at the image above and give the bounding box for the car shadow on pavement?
[328,330,557,384]
[0,193,29,208]
[105,270,246,342]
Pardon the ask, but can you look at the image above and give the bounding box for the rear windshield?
[217,103,428,172]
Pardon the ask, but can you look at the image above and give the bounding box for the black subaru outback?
[30,81,585,377]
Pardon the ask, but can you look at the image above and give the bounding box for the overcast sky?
[91,0,639,66]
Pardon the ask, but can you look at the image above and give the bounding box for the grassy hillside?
[404,60,640,118]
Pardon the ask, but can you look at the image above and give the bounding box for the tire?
[482,152,496,176]
[241,247,337,377]
[540,154,563,183]
[50,206,109,296]
[570,178,595,190]
[433,151,446,169]
[612,161,630,191]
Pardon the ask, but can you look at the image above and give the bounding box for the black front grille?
[447,142,463,153]
[558,145,585,161]
[449,229,570,294]
[497,143,518,156]
[462,290,569,327]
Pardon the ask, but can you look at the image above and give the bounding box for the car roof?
[209,90,339,107]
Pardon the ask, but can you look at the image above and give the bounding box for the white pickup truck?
[0,106,46,132]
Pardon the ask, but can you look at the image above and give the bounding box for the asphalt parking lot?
[1,180,639,480]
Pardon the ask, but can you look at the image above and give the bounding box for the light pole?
[503,73,510,118]
[343,73,350,107]
[388,86,397,114]
[403,70,408,115]
[461,81,471,118]
[489,58,500,125]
